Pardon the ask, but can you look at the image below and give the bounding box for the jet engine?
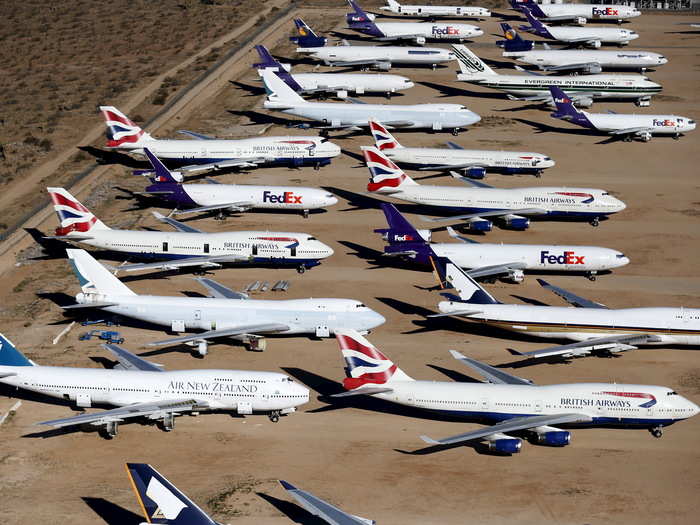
[375,61,392,71]
[577,97,594,108]
[582,63,603,74]
[414,36,427,46]
[573,16,587,26]
[590,40,602,48]
[465,167,486,179]
[536,430,571,446]
[488,438,522,454]
[465,219,492,232]
[638,131,652,142]
[502,215,530,230]
[502,269,525,284]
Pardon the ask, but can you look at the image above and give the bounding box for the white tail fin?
[47,187,110,236]
[67,249,136,296]
[100,106,154,149]
[261,69,306,107]
[362,146,418,193]
[452,45,496,78]
[369,119,403,150]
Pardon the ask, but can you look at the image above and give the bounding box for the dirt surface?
[1,7,699,525]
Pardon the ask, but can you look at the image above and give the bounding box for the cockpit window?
[667,391,678,396]
[307,237,317,240]
[616,253,626,258]
[356,303,367,308]
[602,192,609,195]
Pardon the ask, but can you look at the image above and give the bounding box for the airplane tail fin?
[369,119,403,150]
[375,203,425,244]
[143,148,183,183]
[362,146,418,193]
[336,329,414,390]
[549,86,581,119]
[521,6,546,31]
[100,106,153,149]
[510,0,547,18]
[387,0,401,10]
[0,334,35,367]
[430,256,501,304]
[452,45,497,77]
[290,18,328,47]
[125,463,216,525]
[498,23,535,52]
[66,249,136,296]
[346,0,377,27]
[261,69,306,107]
[253,45,304,92]
[47,187,110,236]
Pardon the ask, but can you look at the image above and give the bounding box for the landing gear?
[451,128,460,136]
[269,410,281,423]
[160,412,175,432]
[102,420,119,439]
[673,133,680,140]
[587,271,597,281]
[320,129,329,138]
[215,211,226,221]
[386,91,392,100]
[623,135,633,142]
[314,162,321,171]
[431,63,437,70]
[302,209,310,219]
[297,265,306,274]
[535,170,542,178]
[246,336,267,352]
[590,217,600,227]
[650,425,663,438]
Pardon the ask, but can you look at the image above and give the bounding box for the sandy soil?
[0,8,699,525]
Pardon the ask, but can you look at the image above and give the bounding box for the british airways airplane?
[100,106,340,172]
[510,0,640,25]
[363,147,626,230]
[46,187,333,274]
[0,335,309,438]
[332,330,698,452]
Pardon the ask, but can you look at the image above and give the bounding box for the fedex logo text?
[392,234,415,242]
[262,191,303,204]
[432,26,461,36]
[540,251,585,265]
[653,119,676,127]
[592,7,619,16]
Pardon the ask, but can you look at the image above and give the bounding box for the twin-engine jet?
[0,334,309,438]
[380,0,490,19]
[331,330,698,453]
[510,0,640,25]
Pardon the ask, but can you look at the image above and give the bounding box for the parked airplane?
[0,335,309,438]
[519,7,638,47]
[510,0,641,25]
[137,148,338,218]
[331,330,698,452]
[499,23,667,74]
[549,86,696,142]
[253,45,414,99]
[292,19,456,70]
[46,187,333,274]
[100,106,340,173]
[262,69,480,135]
[280,480,376,524]
[346,0,483,45]
[430,258,700,360]
[369,119,554,177]
[375,203,629,282]
[380,0,491,19]
[363,147,625,230]
[63,249,386,355]
[453,45,660,107]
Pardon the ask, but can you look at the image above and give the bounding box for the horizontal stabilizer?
[510,333,657,359]
[104,344,164,372]
[449,350,533,385]
[536,279,607,308]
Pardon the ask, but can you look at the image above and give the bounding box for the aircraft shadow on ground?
[78,146,148,169]
[228,109,299,128]
[513,118,616,143]
[82,498,143,525]
[337,240,431,272]
[256,493,329,525]
[419,81,507,101]
[229,80,266,97]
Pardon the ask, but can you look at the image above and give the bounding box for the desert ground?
[0,4,699,524]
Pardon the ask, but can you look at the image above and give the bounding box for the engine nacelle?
[375,61,391,71]
[536,431,571,447]
[336,90,349,99]
[577,97,594,108]
[574,16,587,26]
[590,40,602,48]
[639,132,652,142]
[488,438,522,454]
[466,219,492,232]
[635,98,651,107]
[584,63,603,74]
[466,166,486,179]
[414,36,426,46]
[503,215,530,230]
[502,269,525,284]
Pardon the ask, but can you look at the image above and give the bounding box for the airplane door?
[480,397,489,412]
[534,399,543,413]
[162,242,168,252]
[203,243,210,254]
[290,245,297,257]
[194,310,202,321]
[252,244,258,256]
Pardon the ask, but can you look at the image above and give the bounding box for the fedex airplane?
[499,24,667,74]
[431,257,700,360]
[332,330,698,453]
[292,19,456,70]
[380,0,491,19]
[137,148,338,218]
[346,0,483,45]
[375,203,629,282]
[453,45,661,108]
[0,335,309,438]
[62,249,386,355]
[262,69,480,135]
[519,7,638,47]
[46,187,333,274]
[510,0,641,25]
[549,86,696,142]
[100,106,340,173]
[369,119,554,177]
[363,146,626,230]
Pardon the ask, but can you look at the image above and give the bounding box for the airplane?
[253,45,415,99]
[292,19,456,70]
[280,480,375,524]
[549,86,696,142]
[62,249,386,355]
[510,0,641,25]
[498,23,668,74]
[46,187,334,275]
[369,119,554,177]
[346,0,483,45]
[0,334,309,438]
[262,69,480,135]
[362,146,626,230]
[518,7,638,47]
[330,330,698,453]
[136,148,339,218]
[430,257,700,361]
[374,203,630,282]
[453,45,661,108]
[99,106,340,173]
[379,0,491,20]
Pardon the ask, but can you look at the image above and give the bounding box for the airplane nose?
[687,399,700,417]
[323,244,335,257]
[326,195,339,206]
[368,310,386,329]
[472,28,484,37]
[614,198,627,212]
[616,255,630,267]
[659,57,668,65]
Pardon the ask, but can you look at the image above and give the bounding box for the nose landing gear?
[649,425,663,438]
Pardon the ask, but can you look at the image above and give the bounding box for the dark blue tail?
[498,23,534,52]
[520,6,550,37]
[374,204,434,264]
[509,0,547,18]
[346,0,381,36]
[549,86,580,118]
[0,334,34,367]
[253,45,303,92]
[143,148,180,183]
[290,18,327,47]
[126,463,215,525]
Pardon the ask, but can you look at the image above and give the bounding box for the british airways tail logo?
[540,251,585,265]
[49,191,97,235]
[262,191,303,204]
[101,108,144,147]
[370,122,398,150]
[364,149,406,192]
[337,333,396,389]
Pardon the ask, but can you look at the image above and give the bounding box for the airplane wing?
[147,323,290,347]
[542,62,603,74]
[279,480,375,525]
[536,278,607,308]
[449,350,533,385]
[448,172,493,187]
[43,234,94,241]
[177,130,215,140]
[610,126,654,136]
[445,141,464,150]
[381,120,415,128]
[195,277,248,299]
[509,333,660,359]
[427,309,483,318]
[377,34,427,42]
[152,211,203,233]
[418,162,489,172]
[37,398,204,429]
[327,59,391,68]
[104,344,164,372]
[331,387,394,398]
[382,249,419,258]
[563,36,602,46]
[171,202,255,215]
[0,372,17,379]
[62,302,119,310]
[421,208,547,223]
[103,254,250,273]
[177,158,266,173]
[446,226,480,244]
[420,413,591,446]
[507,92,597,104]
[466,261,527,279]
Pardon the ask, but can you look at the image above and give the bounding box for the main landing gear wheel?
[650,426,663,438]
[451,128,460,136]
[269,411,280,423]
[590,217,600,227]
[297,265,306,274]
[587,272,597,281]
[314,162,321,171]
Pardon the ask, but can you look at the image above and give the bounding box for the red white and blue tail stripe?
[47,187,109,236]
[369,119,402,151]
[362,146,416,193]
[100,106,152,148]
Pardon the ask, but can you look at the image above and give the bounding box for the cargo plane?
[380,0,491,19]
[510,0,641,25]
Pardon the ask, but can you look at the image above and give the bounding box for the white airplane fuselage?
[381,4,491,18]
[297,45,455,68]
[504,49,668,72]
[291,72,415,96]
[583,113,697,135]
[360,21,484,41]
[544,25,638,45]
[532,3,641,22]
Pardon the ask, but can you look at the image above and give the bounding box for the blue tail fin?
[253,45,303,92]
[126,463,215,525]
[346,0,378,29]
[498,23,534,52]
[143,148,181,183]
[0,334,34,367]
[510,0,547,18]
[521,7,549,36]
[290,18,327,47]
[375,203,423,244]
[549,86,580,118]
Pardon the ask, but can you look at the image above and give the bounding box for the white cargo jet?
[510,0,640,25]
[62,249,385,355]
[331,330,698,453]
[431,257,700,360]
[380,0,490,19]
[0,334,309,438]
